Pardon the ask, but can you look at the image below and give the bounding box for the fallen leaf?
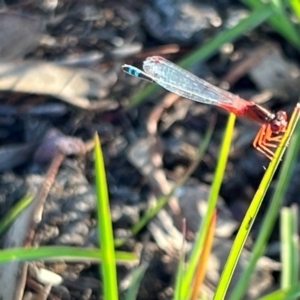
[0,12,44,61]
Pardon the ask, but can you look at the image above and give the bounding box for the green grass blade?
[128,6,274,107]
[280,207,294,288]
[0,194,33,235]
[229,104,300,300]
[243,0,300,50]
[180,114,236,300]
[291,205,299,284]
[174,256,185,300]
[0,246,136,263]
[124,263,148,300]
[94,134,119,300]
[174,220,187,300]
[280,205,299,289]
[259,283,300,300]
[289,0,300,21]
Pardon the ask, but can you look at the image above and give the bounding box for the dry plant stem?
[26,278,53,300]
[147,94,182,213]
[0,151,63,300]
[147,93,180,135]
[14,263,29,300]
[23,291,34,300]
[25,152,65,246]
[37,284,52,300]
[20,153,64,299]
[26,278,43,292]
[222,44,273,85]
[147,94,179,168]
[84,139,96,153]
[33,151,65,223]
[135,93,179,197]
[190,210,216,300]
[134,44,180,59]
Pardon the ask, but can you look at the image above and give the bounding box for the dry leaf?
[0,12,44,61]
[0,60,116,109]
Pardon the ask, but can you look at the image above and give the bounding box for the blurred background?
[0,0,300,299]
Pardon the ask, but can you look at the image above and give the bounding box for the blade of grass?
[126,118,215,240]
[289,0,300,21]
[124,263,148,300]
[280,205,299,289]
[180,114,236,300]
[291,205,299,284]
[94,134,118,300]
[174,219,187,300]
[243,0,300,50]
[190,210,216,300]
[280,207,294,289]
[259,283,300,300]
[128,6,274,107]
[0,246,136,263]
[227,103,300,300]
[0,194,33,235]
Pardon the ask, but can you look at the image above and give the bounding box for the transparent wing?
[143,56,238,106]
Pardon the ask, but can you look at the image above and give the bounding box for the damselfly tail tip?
[122,64,154,82]
[122,64,130,72]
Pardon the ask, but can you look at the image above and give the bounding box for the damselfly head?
[270,110,288,133]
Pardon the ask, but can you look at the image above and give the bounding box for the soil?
[0,0,299,299]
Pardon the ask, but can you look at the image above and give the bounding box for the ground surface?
[0,0,300,299]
